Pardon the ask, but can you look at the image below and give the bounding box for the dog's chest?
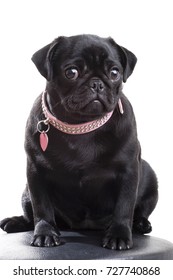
[52,133,109,168]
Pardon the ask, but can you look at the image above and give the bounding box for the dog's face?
[32,35,137,117]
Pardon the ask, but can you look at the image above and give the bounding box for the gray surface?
[0,230,173,260]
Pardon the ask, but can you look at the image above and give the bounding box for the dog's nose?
[90,79,104,93]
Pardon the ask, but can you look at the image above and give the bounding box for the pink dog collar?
[37,91,124,151]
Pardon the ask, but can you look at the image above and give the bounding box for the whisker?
[52,100,62,109]
[52,96,69,110]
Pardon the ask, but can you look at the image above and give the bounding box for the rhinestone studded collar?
[41,91,117,135]
[37,91,124,151]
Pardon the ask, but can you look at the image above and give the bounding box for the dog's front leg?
[103,164,139,250]
[27,164,61,247]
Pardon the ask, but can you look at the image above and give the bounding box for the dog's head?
[32,35,137,118]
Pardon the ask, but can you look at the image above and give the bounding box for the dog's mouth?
[63,93,115,116]
[83,98,105,114]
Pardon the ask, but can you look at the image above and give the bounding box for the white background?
[0,0,172,244]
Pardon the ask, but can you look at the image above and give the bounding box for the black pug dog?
[0,34,158,250]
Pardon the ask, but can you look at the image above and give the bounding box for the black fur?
[0,35,158,250]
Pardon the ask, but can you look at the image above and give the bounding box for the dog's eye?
[110,67,120,81]
[65,67,79,80]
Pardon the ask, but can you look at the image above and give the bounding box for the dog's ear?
[31,37,63,81]
[108,38,137,82]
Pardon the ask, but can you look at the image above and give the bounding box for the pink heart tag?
[40,132,49,151]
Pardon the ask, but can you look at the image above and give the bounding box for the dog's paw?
[102,225,133,250]
[0,216,33,233]
[31,219,61,247]
[102,235,133,250]
[31,234,61,247]
[133,217,152,234]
